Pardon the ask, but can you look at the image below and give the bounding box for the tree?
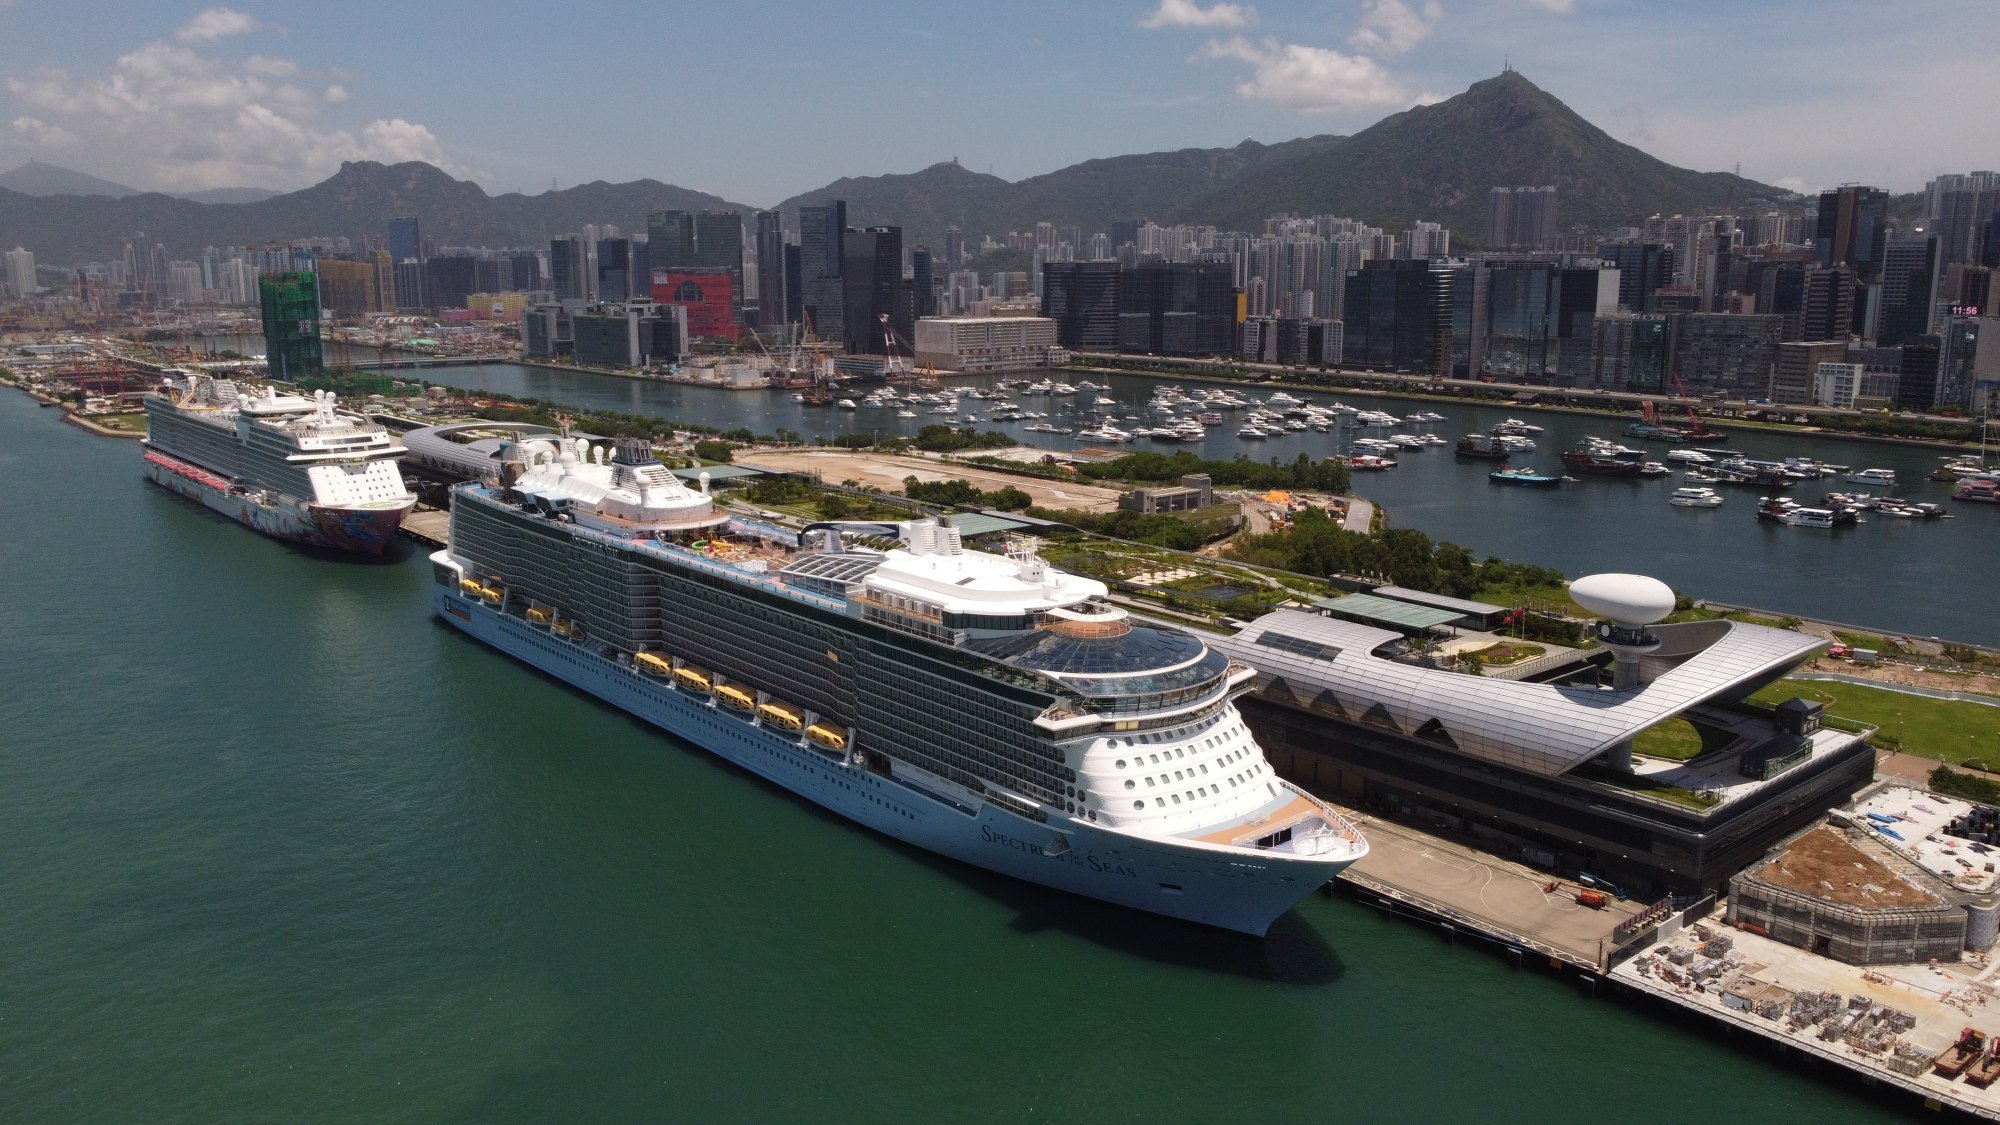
[818,494,852,520]
[693,439,734,463]
[988,486,1033,511]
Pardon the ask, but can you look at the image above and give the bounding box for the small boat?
[1755,496,1800,521]
[1455,433,1513,460]
[716,684,757,712]
[1665,449,1713,464]
[1779,506,1859,528]
[1345,454,1396,471]
[1954,475,1999,503]
[634,651,673,675]
[1490,467,1563,487]
[1668,487,1723,507]
[1844,467,1896,487]
[837,398,858,410]
[1492,418,1544,435]
[1877,503,1945,519]
[672,664,713,692]
[1682,470,1721,483]
[896,409,917,418]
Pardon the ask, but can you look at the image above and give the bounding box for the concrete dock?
[1610,923,2000,1119]
[398,505,449,548]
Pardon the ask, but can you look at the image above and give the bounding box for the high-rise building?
[1040,261,1121,350]
[1489,186,1556,249]
[1875,235,1938,347]
[1671,314,1782,397]
[647,210,696,269]
[1814,186,1889,282]
[911,246,937,319]
[1453,259,1617,383]
[944,225,966,271]
[316,259,381,316]
[423,256,478,311]
[258,272,323,381]
[387,217,422,267]
[1114,261,1236,357]
[755,210,787,330]
[1897,335,1941,410]
[799,201,846,346]
[1112,218,1143,253]
[1926,172,2000,266]
[596,238,633,303]
[783,243,803,324]
[692,211,746,325]
[1800,265,1856,342]
[1588,312,1671,392]
[508,252,543,293]
[1771,340,1847,406]
[5,246,36,296]
[841,226,907,355]
[1936,316,1991,411]
[1343,260,1452,377]
[549,236,588,301]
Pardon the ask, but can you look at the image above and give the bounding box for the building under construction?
[258,271,323,381]
[1728,823,1975,965]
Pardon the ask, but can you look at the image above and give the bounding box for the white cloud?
[177,7,258,42]
[1771,176,1813,196]
[1522,0,1575,11]
[1197,36,1432,112]
[4,32,467,189]
[10,115,75,147]
[1349,0,1444,56]
[1140,0,1256,29]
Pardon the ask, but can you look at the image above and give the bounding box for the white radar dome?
[1569,573,1675,627]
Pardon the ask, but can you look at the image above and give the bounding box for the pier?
[398,505,450,548]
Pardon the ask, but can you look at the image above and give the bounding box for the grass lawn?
[1633,717,1706,761]
[91,412,148,432]
[1749,679,2000,766]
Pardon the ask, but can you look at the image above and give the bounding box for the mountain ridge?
[0,73,1795,264]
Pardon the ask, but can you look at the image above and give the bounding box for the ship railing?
[1284,820,1366,858]
[544,510,845,614]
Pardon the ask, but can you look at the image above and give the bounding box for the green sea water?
[0,390,1927,1123]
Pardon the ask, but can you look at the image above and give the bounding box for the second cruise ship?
[430,430,1366,935]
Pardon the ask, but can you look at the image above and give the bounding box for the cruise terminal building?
[1213,574,1876,900]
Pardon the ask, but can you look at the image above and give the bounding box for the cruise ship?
[430,430,1366,934]
[143,372,416,554]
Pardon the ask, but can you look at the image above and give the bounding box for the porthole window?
[1133,800,1145,811]
[1115,758,1126,769]
[1124,780,1135,790]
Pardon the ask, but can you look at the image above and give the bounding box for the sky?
[0,0,1994,205]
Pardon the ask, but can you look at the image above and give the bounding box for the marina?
[396,360,2000,646]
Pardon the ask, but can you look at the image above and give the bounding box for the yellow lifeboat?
[715,684,756,713]
[634,651,673,676]
[458,578,484,597]
[806,722,850,751]
[479,585,504,605]
[526,606,554,624]
[758,700,804,732]
[564,620,585,639]
[673,665,712,692]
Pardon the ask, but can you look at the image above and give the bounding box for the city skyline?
[0,1,1994,205]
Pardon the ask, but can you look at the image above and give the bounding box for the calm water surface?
[0,389,1934,1122]
[407,362,1995,646]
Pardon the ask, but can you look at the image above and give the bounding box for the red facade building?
[652,270,737,342]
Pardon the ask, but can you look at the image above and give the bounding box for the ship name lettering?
[1086,855,1137,878]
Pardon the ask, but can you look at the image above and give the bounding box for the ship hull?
[434,589,1355,936]
[144,449,410,555]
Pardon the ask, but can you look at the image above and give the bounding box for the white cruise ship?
[143,372,416,554]
[431,431,1366,934]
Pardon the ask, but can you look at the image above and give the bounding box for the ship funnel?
[908,519,938,555]
[936,517,963,555]
[698,472,711,495]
